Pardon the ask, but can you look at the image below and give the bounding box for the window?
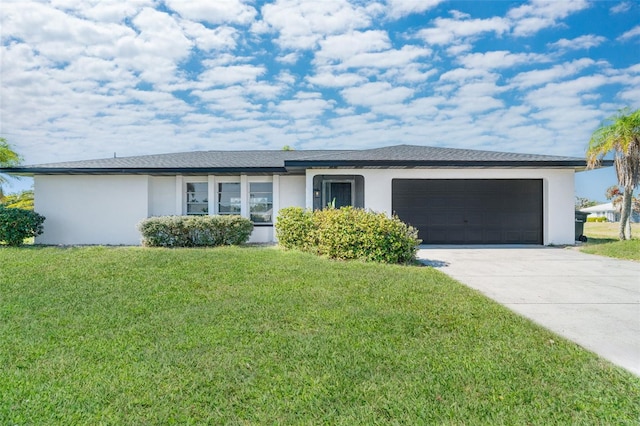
[249,182,273,223]
[186,182,208,215]
[218,182,241,215]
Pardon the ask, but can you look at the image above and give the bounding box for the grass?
[1,246,639,424]
[580,222,640,261]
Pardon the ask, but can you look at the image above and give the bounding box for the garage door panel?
[392,179,542,245]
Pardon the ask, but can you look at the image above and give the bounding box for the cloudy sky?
[1,0,639,201]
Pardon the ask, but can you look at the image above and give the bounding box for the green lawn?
[1,246,638,424]
[581,222,640,261]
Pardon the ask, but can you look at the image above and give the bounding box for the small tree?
[605,185,640,219]
[1,189,35,210]
[586,108,640,240]
[575,197,598,209]
[0,206,45,246]
[0,138,22,199]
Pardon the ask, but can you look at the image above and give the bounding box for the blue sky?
[1,0,639,202]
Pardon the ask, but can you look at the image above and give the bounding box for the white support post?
[208,175,216,215]
[175,175,183,215]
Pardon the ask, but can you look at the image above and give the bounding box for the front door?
[324,181,353,208]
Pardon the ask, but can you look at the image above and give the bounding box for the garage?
[392,179,543,244]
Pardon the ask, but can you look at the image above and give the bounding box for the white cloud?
[179,21,238,51]
[440,68,495,83]
[385,0,443,19]
[548,35,606,50]
[417,15,509,45]
[257,0,374,49]
[276,52,300,64]
[340,82,414,107]
[307,72,367,88]
[508,0,590,37]
[164,0,257,25]
[51,0,154,23]
[1,1,135,62]
[618,25,640,41]
[198,64,266,87]
[458,51,550,70]
[509,58,597,89]
[337,45,432,70]
[273,92,335,119]
[610,2,632,14]
[315,30,391,65]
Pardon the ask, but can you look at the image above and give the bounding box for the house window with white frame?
[186,182,208,215]
[249,182,273,224]
[217,182,241,215]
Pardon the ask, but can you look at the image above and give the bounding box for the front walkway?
[417,246,640,376]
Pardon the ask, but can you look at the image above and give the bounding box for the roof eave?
[0,167,289,175]
[284,160,592,168]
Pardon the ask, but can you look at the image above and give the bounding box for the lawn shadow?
[583,237,618,246]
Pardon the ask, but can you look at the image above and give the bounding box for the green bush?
[274,207,315,251]
[276,206,420,264]
[138,215,253,247]
[0,205,45,246]
[586,216,607,223]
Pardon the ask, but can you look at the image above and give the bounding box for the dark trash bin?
[575,211,589,242]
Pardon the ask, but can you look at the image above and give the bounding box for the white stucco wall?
[305,168,576,245]
[34,175,149,245]
[33,168,576,245]
[148,176,176,216]
[278,175,306,209]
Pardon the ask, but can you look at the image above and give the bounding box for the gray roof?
[2,144,597,175]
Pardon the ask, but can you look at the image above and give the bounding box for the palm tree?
[587,108,640,240]
[0,137,22,200]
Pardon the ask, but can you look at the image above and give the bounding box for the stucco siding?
[149,176,177,216]
[278,176,306,209]
[306,168,576,245]
[34,175,149,245]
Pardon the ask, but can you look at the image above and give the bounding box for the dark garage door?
[392,179,543,244]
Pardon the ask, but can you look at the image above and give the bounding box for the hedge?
[0,206,45,246]
[276,206,421,264]
[586,217,608,223]
[138,215,253,247]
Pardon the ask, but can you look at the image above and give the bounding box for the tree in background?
[1,189,34,210]
[575,197,598,209]
[586,108,640,240]
[605,185,640,217]
[0,137,22,201]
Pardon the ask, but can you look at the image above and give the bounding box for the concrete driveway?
[417,246,640,376]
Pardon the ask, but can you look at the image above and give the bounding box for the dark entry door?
[392,179,543,244]
[330,182,352,208]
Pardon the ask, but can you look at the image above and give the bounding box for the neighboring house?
[580,202,619,222]
[580,202,640,223]
[2,144,603,246]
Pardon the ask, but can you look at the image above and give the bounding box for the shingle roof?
[286,145,589,167]
[2,144,597,175]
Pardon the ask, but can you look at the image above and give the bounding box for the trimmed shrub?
[138,215,253,247]
[276,206,420,264]
[586,216,608,223]
[0,205,45,246]
[274,207,315,251]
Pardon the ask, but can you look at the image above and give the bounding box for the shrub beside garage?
[276,206,421,264]
[0,206,45,246]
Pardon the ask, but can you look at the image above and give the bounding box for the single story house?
[3,144,605,246]
[580,202,619,222]
[580,202,640,223]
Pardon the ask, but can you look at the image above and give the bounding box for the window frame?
[185,180,209,215]
[217,181,242,216]
[249,181,273,225]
